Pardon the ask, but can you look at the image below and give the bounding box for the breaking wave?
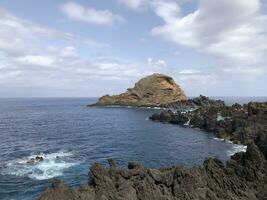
[3,151,80,180]
[227,144,247,156]
[213,137,247,156]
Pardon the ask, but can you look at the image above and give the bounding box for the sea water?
[0,97,265,200]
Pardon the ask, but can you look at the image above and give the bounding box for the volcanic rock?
[90,73,187,107]
[150,100,267,144]
[39,142,267,200]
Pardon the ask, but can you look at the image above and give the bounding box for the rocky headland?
[90,73,187,107]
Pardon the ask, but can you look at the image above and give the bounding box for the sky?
[0,0,266,97]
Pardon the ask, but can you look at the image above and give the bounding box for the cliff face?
[39,142,267,200]
[91,73,187,107]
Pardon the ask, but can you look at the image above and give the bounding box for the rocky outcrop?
[90,73,187,107]
[150,100,267,144]
[26,155,44,164]
[39,142,267,200]
[162,95,225,110]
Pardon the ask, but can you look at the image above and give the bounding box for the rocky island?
[90,73,187,107]
[39,75,267,200]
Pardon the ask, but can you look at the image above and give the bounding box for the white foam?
[216,114,225,121]
[227,144,247,156]
[213,137,247,156]
[213,137,225,141]
[3,151,79,180]
[184,119,191,126]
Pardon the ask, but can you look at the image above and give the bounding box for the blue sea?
[0,97,266,200]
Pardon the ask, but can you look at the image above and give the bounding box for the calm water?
[0,97,265,200]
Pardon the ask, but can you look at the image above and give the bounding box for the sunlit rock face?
[91,73,187,107]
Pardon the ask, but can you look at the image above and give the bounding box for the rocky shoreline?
[39,142,267,200]
[39,96,267,200]
[150,96,267,146]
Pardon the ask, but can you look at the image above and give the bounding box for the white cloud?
[152,0,180,23]
[60,2,125,25]
[0,9,106,57]
[59,46,79,59]
[0,8,175,96]
[179,69,201,74]
[0,2,266,97]
[117,0,146,10]
[151,0,267,66]
[147,57,167,67]
[14,55,55,67]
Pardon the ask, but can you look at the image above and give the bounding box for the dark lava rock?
[149,110,172,123]
[39,142,267,200]
[149,110,189,125]
[255,133,267,159]
[150,100,267,144]
[27,156,44,164]
[39,179,76,200]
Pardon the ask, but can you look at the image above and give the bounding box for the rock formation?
[39,141,267,200]
[90,73,187,107]
[150,98,267,145]
[26,155,44,164]
[162,95,225,110]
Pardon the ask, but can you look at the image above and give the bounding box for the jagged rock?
[150,101,267,144]
[149,111,189,125]
[26,155,44,164]
[90,73,187,107]
[39,142,267,200]
[39,179,77,200]
[255,133,267,159]
[190,95,225,107]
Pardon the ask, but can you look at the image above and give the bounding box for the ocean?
[0,97,266,200]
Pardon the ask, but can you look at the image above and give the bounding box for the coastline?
[39,142,267,200]
[39,97,267,200]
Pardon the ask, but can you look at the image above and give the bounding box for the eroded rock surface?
[39,142,267,200]
[150,100,267,144]
[90,73,187,107]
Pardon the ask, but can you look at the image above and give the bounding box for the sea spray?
[3,151,80,180]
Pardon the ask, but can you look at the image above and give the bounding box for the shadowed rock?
[150,101,267,144]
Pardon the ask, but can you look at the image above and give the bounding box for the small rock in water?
[27,156,44,164]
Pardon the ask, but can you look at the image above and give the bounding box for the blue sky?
[0,0,266,97]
